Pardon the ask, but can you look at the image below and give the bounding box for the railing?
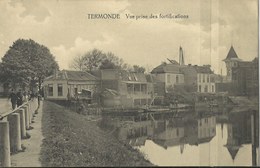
[0,99,38,167]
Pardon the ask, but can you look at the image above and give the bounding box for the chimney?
[179,46,185,66]
[54,69,59,79]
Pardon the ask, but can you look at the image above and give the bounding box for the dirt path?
[11,102,43,167]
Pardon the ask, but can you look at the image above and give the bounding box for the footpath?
[11,102,43,167]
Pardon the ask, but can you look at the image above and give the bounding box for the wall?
[165,73,184,90]
[197,73,215,93]
[153,73,184,92]
[43,80,68,100]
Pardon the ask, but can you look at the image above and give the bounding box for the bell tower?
[223,46,242,82]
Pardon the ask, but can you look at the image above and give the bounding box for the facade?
[94,69,153,108]
[231,57,258,96]
[194,65,215,93]
[223,46,243,82]
[151,62,185,92]
[43,70,100,101]
[151,61,215,94]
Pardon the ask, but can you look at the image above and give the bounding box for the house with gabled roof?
[43,70,100,101]
[151,62,185,93]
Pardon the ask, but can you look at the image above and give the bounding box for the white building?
[151,62,184,92]
[43,70,99,101]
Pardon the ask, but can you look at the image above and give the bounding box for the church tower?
[223,46,242,82]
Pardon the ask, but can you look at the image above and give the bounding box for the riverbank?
[40,101,153,167]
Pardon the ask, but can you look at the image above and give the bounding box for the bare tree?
[69,48,135,72]
[69,55,86,71]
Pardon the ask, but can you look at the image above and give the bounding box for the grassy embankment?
[40,101,153,167]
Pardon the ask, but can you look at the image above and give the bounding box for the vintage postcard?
[0,0,259,167]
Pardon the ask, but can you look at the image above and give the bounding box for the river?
[100,108,259,166]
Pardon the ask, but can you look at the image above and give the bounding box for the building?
[93,69,153,108]
[223,46,243,82]
[43,70,100,102]
[151,62,215,94]
[151,62,185,92]
[193,65,215,93]
[216,46,259,96]
[179,64,216,93]
[231,57,258,96]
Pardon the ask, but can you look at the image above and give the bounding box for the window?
[207,75,210,83]
[48,84,53,96]
[202,74,205,83]
[167,74,171,83]
[199,74,201,83]
[199,85,201,92]
[74,87,78,96]
[204,85,208,93]
[212,85,214,92]
[176,75,179,84]
[58,84,63,96]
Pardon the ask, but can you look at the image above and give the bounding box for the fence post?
[26,103,31,123]
[7,113,22,153]
[26,104,32,124]
[21,106,30,130]
[17,109,26,139]
[0,121,11,167]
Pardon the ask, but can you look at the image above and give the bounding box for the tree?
[1,39,59,91]
[70,49,130,72]
[69,55,86,71]
[133,65,146,73]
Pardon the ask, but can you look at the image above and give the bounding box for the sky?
[0,0,258,74]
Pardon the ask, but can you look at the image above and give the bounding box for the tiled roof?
[179,65,213,74]
[193,65,213,74]
[119,70,147,82]
[45,70,99,81]
[151,63,181,74]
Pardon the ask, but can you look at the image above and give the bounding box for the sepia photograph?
[0,0,259,167]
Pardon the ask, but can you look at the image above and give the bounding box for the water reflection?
[100,109,259,166]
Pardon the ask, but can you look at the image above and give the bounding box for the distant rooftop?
[151,63,181,74]
[45,70,99,81]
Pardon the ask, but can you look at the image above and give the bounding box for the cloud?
[0,0,258,76]
[51,34,116,70]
